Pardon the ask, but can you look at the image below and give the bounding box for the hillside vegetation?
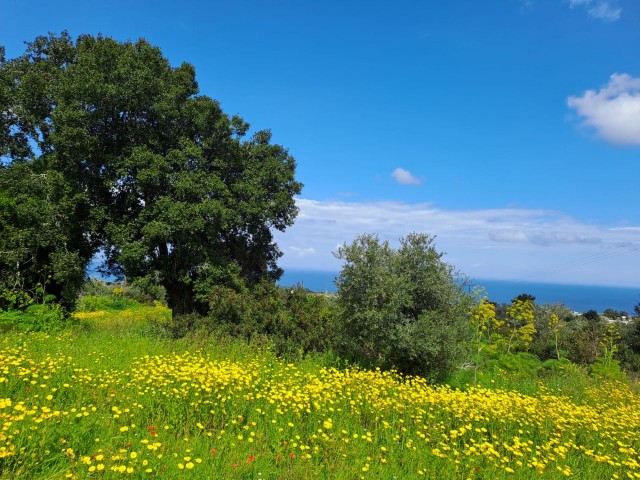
[2,32,640,480]
[1,294,640,479]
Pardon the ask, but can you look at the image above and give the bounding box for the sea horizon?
[278,269,639,314]
[87,264,639,314]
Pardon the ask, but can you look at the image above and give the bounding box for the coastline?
[278,269,639,313]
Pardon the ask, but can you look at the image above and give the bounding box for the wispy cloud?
[391,167,423,185]
[288,246,316,256]
[274,198,640,286]
[568,0,621,21]
[568,74,640,146]
[489,230,602,246]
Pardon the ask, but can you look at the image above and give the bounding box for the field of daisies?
[1,301,639,479]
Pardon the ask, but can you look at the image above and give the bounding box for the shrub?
[160,312,210,339]
[619,319,640,372]
[255,284,337,358]
[76,294,137,312]
[0,303,66,332]
[80,279,167,306]
[166,281,338,360]
[590,357,626,381]
[562,317,604,365]
[128,277,167,304]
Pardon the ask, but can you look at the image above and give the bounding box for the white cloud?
[288,246,316,256]
[391,167,423,185]
[611,227,640,232]
[568,0,621,21]
[489,230,602,246]
[568,74,640,146]
[274,198,640,286]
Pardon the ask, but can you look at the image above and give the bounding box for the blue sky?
[2,0,639,286]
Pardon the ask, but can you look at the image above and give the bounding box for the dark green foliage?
[512,293,536,304]
[1,32,301,317]
[0,303,66,333]
[162,282,337,359]
[125,279,166,305]
[159,312,208,340]
[562,316,605,365]
[333,233,474,381]
[583,310,600,322]
[618,320,640,372]
[257,284,337,357]
[529,303,573,361]
[0,163,91,311]
[602,308,620,319]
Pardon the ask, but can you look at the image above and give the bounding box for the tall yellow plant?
[469,298,504,384]
[505,299,536,353]
[599,323,621,367]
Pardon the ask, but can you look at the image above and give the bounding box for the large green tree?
[0,163,91,310]
[0,32,301,315]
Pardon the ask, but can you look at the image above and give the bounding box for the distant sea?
[278,269,639,314]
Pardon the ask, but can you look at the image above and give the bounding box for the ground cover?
[0,307,639,479]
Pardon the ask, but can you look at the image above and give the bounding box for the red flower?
[246,455,255,464]
[210,449,217,454]
[289,453,295,459]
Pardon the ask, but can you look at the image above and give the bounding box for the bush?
[333,233,474,381]
[0,303,66,332]
[128,277,167,304]
[619,320,640,373]
[80,279,167,306]
[254,283,337,358]
[76,294,137,312]
[529,303,574,361]
[492,352,542,375]
[590,357,626,381]
[562,317,605,365]
[160,312,210,339]
[164,281,338,360]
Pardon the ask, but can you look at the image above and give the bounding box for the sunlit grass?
[1,308,639,479]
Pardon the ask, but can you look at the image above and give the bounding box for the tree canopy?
[334,233,474,380]
[0,32,301,314]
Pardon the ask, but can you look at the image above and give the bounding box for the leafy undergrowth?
[0,309,639,479]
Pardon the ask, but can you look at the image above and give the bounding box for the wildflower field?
[1,306,640,479]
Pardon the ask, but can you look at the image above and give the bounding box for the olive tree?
[334,233,474,381]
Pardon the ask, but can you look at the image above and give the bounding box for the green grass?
[1,300,639,479]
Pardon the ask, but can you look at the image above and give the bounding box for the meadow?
[1,300,639,479]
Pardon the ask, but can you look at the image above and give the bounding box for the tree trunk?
[164,280,196,317]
